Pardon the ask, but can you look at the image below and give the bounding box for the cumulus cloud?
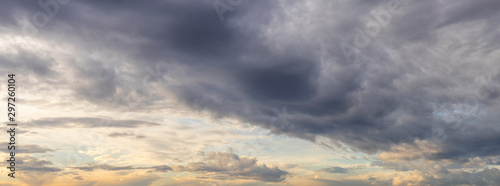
[392,168,500,186]
[175,150,289,182]
[16,155,62,173]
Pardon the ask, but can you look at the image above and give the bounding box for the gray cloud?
[151,165,173,172]
[71,150,287,182]
[0,145,54,154]
[409,167,500,186]
[176,150,288,182]
[72,164,135,171]
[73,60,118,103]
[314,178,373,186]
[16,156,62,173]
[108,131,146,139]
[72,163,172,172]
[319,166,349,174]
[29,117,160,128]
[0,49,56,76]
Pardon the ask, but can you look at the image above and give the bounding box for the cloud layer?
[1,0,500,185]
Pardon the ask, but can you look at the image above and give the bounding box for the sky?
[1,0,500,185]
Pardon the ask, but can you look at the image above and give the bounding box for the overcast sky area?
[1,0,500,185]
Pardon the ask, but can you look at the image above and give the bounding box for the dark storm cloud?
[237,58,318,102]
[430,123,500,160]
[8,0,500,169]
[39,0,275,63]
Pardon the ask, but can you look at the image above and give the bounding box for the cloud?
[29,117,160,128]
[8,0,498,171]
[108,131,146,139]
[3,0,500,184]
[313,178,373,186]
[393,168,500,186]
[16,155,62,173]
[319,166,348,174]
[0,48,56,76]
[71,150,287,182]
[72,164,135,171]
[0,144,54,154]
[72,60,118,103]
[72,163,172,172]
[175,150,288,182]
[151,165,173,172]
[139,0,500,166]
